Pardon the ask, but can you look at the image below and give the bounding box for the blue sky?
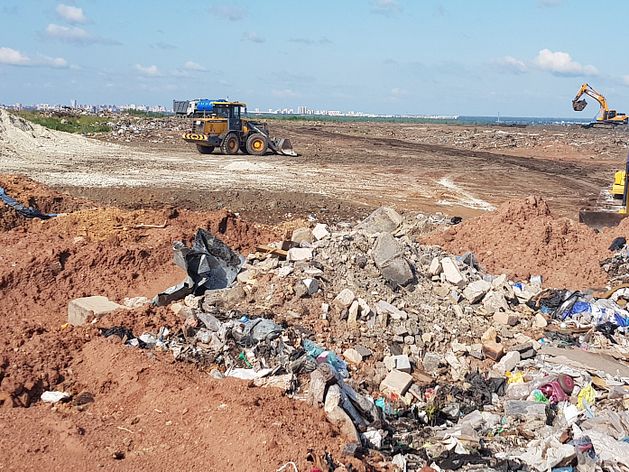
[1,0,628,117]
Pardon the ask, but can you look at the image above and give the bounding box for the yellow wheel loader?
[181,100,297,156]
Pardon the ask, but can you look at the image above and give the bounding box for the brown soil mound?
[425,195,626,289]
[0,178,357,471]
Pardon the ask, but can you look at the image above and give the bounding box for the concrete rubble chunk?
[441,257,466,288]
[326,406,361,444]
[463,279,492,304]
[324,384,342,413]
[422,352,443,373]
[68,296,126,326]
[333,289,355,311]
[287,247,313,262]
[393,355,411,373]
[380,369,413,396]
[301,278,319,296]
[483,290,510,314]
[493,312,518,326]
[372,233,414,286]
[307,364,337,407]
[375,300,407,320]
[428,257,442,276]
[504,400,547,421]
[347,300,360,328]
[355,206,403,236]
[355,345,372,358]
[493,351,521,375]
[534,313,548,328]
[312,223,330,241]
[482,340,505,361]
[343,348,363,365]
[514,283,543,303]
[291,227,314,244]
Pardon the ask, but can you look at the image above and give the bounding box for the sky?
[1,0,629,117]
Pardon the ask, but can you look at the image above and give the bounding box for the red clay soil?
[425,195,626,290]
[0,176,371,472]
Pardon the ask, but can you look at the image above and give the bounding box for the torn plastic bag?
[0,185,55,219]
[234,318,283,347]
[152,229,245,306]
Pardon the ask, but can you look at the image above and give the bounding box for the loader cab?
[213,102,245,131]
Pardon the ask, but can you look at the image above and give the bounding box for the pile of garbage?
[74,205,629,471]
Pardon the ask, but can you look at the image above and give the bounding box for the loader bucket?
[578,210,627,232]
[270,138,297,156]
[573,99,587,112]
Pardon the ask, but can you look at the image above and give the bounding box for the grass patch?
[12,111,112,134]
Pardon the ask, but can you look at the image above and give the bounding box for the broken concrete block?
[393,355,411,373]
[514,283,543,303]
[428,257,442,276]
[483,290,510,314]
[372,233,414,286]
[504,400,547,421]
[380,369,413,396]
[312,223,330,241]
[343,348,363,365]
[237,269,254,284]
[347,300,359,328]
[171,302,195,320]
[307,364,337,407]
[422,352,443,373]
[324,384,342,412]
[482,340,505,361]
[302,278,319,295]
[326,406,361,443]
[375,300,407,320]
[493,312,518,326]
[68,296,126,326]
[355,345,372,358]
[494,351,520,375]
[463,279,492,304]
[291,227,314,244]
[333,289,355,311]
[534,313,548,328]
[355,206,403,236]
[287,247,313,262]
[441,257,466,288]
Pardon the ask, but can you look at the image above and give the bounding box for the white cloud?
[371,0,403,16]
[56,4,91,24]
[184,61,207,71]
[489,56,528,74]
[272,89,301,98]
[209,5,248,21]
[390,88,410,100]
[43,24,119,45]
[0,47,68,68]
[242,31,266,43]
[135,64,163,77]
[534,49,598,76]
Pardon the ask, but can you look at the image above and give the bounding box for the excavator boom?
[572,83,628,126]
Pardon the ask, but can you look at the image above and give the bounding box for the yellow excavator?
[572,83,629,128]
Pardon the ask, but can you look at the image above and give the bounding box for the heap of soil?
[0,176,360,471]
[425,195,625,289]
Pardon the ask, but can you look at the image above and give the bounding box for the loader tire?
[220,133,239,155]
[196,144,215,154]
[246,133,268,156]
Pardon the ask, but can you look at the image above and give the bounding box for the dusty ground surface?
[3,109,629,224]
[1,110,629,471]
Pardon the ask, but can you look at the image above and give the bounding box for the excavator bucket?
[572,99,587,112]
[578,210,627,232]
[269,138,297,156]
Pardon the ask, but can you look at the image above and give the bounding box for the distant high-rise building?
[70,99,76,108]
[297,106,307,114]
